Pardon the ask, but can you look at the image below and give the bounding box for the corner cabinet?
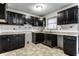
[57,6,78,25]
[0,34,25,53]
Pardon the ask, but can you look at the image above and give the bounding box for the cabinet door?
[32,33,36,44]
[57,11,67,25]
[39,20,43,26]
[32,33,44,44]
[7,11,16,24]
[47,34,57,47]
[0,3,5,19]
[43,34,57,47]
[9,35,19,50]
[34,18,39,26]
[30,16,34,25]
[67,6,78,24]
[18,34,25,48]
[17,14,25,25]
[43,17,46,26]
[42,34,47,45]
[36,33,44,43]
[7,11,25,25]
[0,35,9,53]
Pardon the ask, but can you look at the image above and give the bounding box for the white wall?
[7,8,40,17]
[45,4,78,19]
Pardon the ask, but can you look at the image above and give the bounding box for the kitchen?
[0,3,79,56]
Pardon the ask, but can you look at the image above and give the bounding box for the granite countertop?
[0,30,79,36]
[32,30,79,36]
[0,30,28,35]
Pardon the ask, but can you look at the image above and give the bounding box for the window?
[47,17,57,29]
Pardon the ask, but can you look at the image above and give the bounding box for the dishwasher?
[63,36,77,56]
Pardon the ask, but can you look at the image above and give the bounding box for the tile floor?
[0,43,68,56]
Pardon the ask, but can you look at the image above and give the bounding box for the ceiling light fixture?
[33,4,45,12]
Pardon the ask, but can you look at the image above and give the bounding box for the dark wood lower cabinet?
[32,33,44,44]
[18,34,25,48]
[32,33,57,47]
[0,35,10,53]
[42,34,57,47]
[0,34,25,53]
[9,35,19,50]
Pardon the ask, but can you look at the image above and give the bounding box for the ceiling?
[7,3,74,16]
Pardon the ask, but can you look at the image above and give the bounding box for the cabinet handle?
[8,38,9,41]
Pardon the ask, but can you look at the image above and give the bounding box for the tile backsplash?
[0,24,44,32]
[58,24,78,31]
[44,24,78,31]
[0,24,32,30]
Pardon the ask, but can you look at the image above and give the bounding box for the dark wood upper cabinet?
[0,3,6,19]
[24,16,34,25]
[43,17,46,26]
[57,6,78,25]
[0,3,7,24]
[67,6,78,24]
[25,16,45,27]
[7,11,25,25]
[57,10,67,25]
